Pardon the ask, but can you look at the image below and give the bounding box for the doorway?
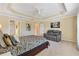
[10,20,16,35]
[35,23,45,36]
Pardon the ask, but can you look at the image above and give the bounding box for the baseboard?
[61,40,76,44]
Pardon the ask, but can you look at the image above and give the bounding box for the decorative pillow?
[0,30,6,47]
[10,36,18,46]
[3,34,13,46]
[13,35,20,43]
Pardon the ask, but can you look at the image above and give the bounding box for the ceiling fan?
[34,7,42,17]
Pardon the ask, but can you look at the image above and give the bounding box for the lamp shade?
[0,24,2,29]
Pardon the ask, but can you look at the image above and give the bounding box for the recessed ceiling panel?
[10,3,66,18]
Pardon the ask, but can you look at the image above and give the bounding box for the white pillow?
[13,35,20,43]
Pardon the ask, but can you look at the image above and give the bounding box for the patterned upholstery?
[10,35,48,56]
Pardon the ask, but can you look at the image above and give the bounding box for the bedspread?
[10,35,48,56]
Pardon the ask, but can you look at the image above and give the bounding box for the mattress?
[10,35,48,56]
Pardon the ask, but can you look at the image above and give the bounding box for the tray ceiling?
[0,3,78,20]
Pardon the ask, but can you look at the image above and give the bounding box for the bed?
[10,35,49,56]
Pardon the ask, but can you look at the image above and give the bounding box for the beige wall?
[19,16,77,42]
[60,16,77,42]
[0,15,76,42]
[43,16,77,42]
[0,16,10,34]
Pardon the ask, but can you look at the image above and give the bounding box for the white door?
[35,23,40,35]
[10,20,15,35]
[40,23,45,36]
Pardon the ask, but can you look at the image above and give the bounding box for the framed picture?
[51,22,60,28]
[26,24,31,31]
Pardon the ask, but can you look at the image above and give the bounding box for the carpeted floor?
[36,40,79,56]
